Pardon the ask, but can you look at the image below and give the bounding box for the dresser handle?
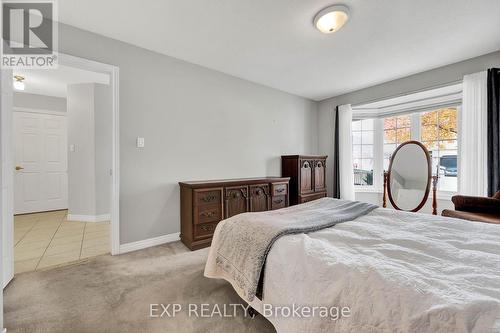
[201,195,217,203]
[200,224,213,231]
[274,199,284,204]
[276,188,285,193]
[201,211,216,218]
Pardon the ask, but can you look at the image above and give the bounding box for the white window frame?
[352,119,377,190]
[354,92,462,200]
[352,119,383,192]
[417,107,460,199]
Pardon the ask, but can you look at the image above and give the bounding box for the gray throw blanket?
[205,198,377,302]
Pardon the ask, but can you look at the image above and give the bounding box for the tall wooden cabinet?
[179,177,290,250]
[281,155,327,205]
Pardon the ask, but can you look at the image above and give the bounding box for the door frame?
[1,52,121,275]
[55,53,121,256]
[1,67,14,288]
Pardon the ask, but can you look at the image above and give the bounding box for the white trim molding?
[110,64,120,256]
[119,233,180,254]
[13,106,67,116]
[56,53,121,256]
[355,187,383,193]
[1,68,15,288]
[352,83,462,119]
[66,214,110,222]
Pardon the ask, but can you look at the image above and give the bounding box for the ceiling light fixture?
[13,75,25,91]
[313,4,350,34]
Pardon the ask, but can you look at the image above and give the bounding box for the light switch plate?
[136,137,145,148]
[69,144,75,152]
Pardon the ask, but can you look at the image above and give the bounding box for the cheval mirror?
[383,141,439,215]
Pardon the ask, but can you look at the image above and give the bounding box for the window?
[352,119,374,186]
[420,108,458,192]
[383,115,411,170]
[352,107,459,192]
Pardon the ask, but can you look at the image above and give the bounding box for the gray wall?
[58,24,318,244]
[13,92,66,112]
[318,51,500,208]
[94,83,112,216]
[67,84,96,216]
[67,83,112,218]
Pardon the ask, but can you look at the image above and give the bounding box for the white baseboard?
[66,214,111,222]
[119,233,180,254]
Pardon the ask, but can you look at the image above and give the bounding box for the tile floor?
[14,210,110,274]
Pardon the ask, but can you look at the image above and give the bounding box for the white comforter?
[240,209,500,332]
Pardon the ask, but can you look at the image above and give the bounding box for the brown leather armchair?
[442,191,500,224]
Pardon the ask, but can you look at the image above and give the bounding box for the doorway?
[14,111,68,214]
[1,54,119,286]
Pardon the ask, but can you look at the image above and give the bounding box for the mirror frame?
[387,140,432,212]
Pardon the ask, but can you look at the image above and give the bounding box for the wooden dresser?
[179,177,290,250]
[281,155,328,205]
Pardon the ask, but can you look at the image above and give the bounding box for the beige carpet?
[4,241,275,333]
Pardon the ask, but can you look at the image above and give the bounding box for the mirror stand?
[431,175,439,215]
[383,171,388,208]
[383,172,439,215]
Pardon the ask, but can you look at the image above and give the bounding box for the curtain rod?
[351,79,463,108]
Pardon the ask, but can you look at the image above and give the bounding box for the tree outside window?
[420,108,458,191]
[383,115,411,170]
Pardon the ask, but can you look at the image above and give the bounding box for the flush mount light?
[314,4,350,34]
[13,75,25,91]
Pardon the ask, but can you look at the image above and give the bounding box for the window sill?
[354,188,456,201]
[436,191,456,201]
[355,187,382,193]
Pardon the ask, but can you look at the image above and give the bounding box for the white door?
[14,111,68,214]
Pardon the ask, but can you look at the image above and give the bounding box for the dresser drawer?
[195,204,222,224]
[300,193,326,203]
[194,188,222,206]
[271,195,287,210]
[194,221,218,239]
[272,183,288,196]
[249,184,270,212]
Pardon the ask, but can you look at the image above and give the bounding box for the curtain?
[459,71,488,196]
[334,104,355,201]
[332,107,341,198]
[487,68,500,196]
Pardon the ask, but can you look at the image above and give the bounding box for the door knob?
[15,166,24,171]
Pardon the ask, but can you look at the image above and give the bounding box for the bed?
[205,198,500,332]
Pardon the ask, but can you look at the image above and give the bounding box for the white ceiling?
[58,0,500,101]
[14,65,110,97]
